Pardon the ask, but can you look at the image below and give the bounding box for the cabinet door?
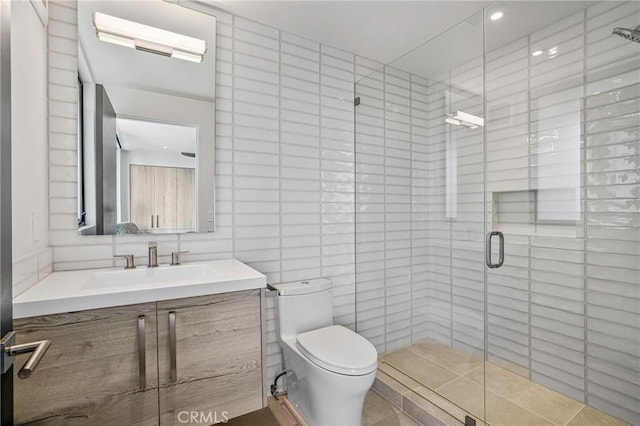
[13,303,159,425]
[154,166,177,230]
[157,290,262,425]
[130,164,155,230]
[175,167,195,231]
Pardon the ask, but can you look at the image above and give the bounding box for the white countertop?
[14,259,266,319]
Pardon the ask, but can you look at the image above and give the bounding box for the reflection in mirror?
[118,118,197,233]
[77,0,216,235]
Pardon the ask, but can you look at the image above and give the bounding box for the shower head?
[612,25,640,43]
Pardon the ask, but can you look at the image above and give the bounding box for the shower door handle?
[486,231,504,269]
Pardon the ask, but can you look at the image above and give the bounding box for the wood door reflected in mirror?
[129,165,196,234]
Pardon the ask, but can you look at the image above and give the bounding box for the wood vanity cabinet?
[13,302,159,425]
[156,290,263,425]
[12,290,263,425]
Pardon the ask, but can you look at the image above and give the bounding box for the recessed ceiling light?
[490,11,504,21]
[163,146,168,149]
[532,50,543,57]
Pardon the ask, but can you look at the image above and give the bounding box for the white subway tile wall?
[45,0,638,421]
[356,2,639,424]
[47,0,357,395]
[585,3,640,423]
[13,247,53,297]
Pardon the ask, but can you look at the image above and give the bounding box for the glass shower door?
[355,10,487,424]
[483,2,639,425]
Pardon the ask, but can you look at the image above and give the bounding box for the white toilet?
[273,278,378,426]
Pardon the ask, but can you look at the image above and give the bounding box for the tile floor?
[379,339,628,426]
[226,392,418,426]
[228,339,628,426]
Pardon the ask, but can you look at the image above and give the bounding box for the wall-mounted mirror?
[77,0,216,235]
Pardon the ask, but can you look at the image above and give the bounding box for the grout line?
[352,55,359,331]
[527,31,533,381]
[230,14,237,261]
[448,66,454,348]
[581,8,589,408]
[383,66,388,353]
[564,406,585,426]
[404,345,478,380]
[409,73,414,345]
[318,46,323,283]
[278,26,283,283]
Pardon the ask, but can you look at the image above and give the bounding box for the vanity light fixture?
[93,12,207,63]
[445,111,485,129]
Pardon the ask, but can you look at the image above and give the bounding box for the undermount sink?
[84,263,221,290]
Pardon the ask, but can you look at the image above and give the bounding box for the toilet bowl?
[273,279,378,426]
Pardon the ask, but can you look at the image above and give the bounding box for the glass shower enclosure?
[355,1,639,424]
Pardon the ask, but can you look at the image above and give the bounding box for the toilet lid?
[296,325,378,376]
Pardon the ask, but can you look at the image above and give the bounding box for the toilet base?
[280,339,376,426]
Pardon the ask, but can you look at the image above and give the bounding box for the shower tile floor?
[379,339,627,426]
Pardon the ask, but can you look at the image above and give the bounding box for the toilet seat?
[296,325,378,376]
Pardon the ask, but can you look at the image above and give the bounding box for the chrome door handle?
[169,311,177,382]
[0,331,51,379]
[151,215,154,228]
[486,231,504,269]
[156,215,160,228]
[137,316,146,389]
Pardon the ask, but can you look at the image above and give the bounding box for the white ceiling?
[204,1,600,79]
[206,1,491,64]
[117,117,196,155]
[391,1,597,80]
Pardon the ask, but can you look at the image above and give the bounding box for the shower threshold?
[377,340,626,426]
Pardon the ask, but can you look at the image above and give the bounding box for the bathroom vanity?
[12,260,267,425]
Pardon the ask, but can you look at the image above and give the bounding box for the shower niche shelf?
[491,189,581,236]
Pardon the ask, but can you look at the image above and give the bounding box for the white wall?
[46,0,382,394]
[39,1,640,421]
[11,1,53,295]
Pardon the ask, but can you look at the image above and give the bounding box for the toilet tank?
[273,278,333,339]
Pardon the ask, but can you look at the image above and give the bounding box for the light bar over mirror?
[93,12,207,63]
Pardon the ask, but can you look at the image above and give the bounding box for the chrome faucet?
[114,254,136,269]
[148,242,158,268]
[170,251,190,266]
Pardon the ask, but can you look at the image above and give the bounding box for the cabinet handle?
[137,315,146,389]
[151,215,154,228]
[156,215,160,228]
[169,311,177,383]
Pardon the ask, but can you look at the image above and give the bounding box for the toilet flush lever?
[0,331,51,378]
